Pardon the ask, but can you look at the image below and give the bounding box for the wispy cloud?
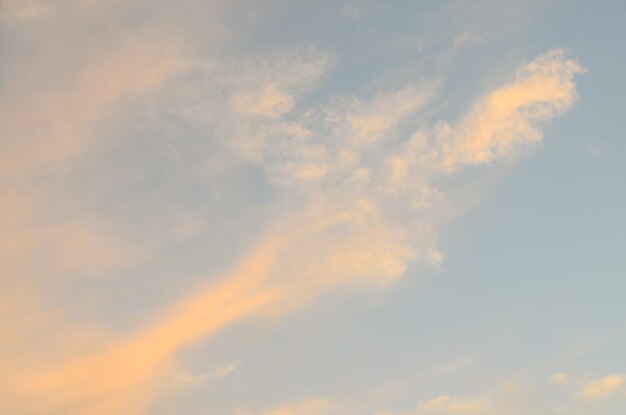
[235,399,338,415]
[414,396,489,414]
[578,374,625,401]
[452,32,482,50]
[550,372,570,385]
[0,33,187,177]
[440,49,585,170]
[172,362,238,388]
[0,1,587,414]
[1,0,54,24]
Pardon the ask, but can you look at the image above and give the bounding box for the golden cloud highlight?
[578,374,625,401]
[441,49,585,169]
[0,3,585,412]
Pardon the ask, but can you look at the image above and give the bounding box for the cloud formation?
[235,399,338,415]
[172,362,238,388]
[551,372,570,385]
[413,396,488,414]
[376,396,488,415]
[578,374,625,401]
[0,1,587,414]
[440,49,585,169]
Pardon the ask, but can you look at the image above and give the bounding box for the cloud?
[440,49,586,170]
[172,362,238,388]
[5,233,289,414]
[1,42,584,412]
[228,51,334,120]
[325,84,435,145]
[0,33,187,177]
[377,396,489,415]
[0,0,54,24]
[5,213,387,414]
[231,85,296,119]
[235,399,338,415]
[0,12,189,287]
[578,374,625,401]
[551,373,570,385]
[414,396,489,414]
[452,33,482,50]
[0,1,586,413]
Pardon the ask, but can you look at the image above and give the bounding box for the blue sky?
[1,1,625,414]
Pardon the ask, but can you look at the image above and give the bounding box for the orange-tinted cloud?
[441,49,585,170]
[578,374,625,401]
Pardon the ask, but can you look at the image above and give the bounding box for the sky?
[1,1,625,414]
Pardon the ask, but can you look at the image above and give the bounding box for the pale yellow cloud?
[550,372,570,385]
[376,395,489,415]
[174,47,333,164]
[452,32,482,50]
[414,396,489,414]
[0,0,54,24]
[327,85,435,145]
[0,190,147,285]
[578,374,625,401]
[46,221,142,277]
[0,0,108,24]
[235,399,338,415]
[4,209,396,414]
[0,3,193,291]
[5,234,286,414]
[0,33,187,177]
[0,3,586,412]
[231,85,296,118]
[172,362,238,388]
[441,49,585,170]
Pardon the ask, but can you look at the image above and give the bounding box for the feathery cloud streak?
[0,2,586,413]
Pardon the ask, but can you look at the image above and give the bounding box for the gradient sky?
[1,1,626,414]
